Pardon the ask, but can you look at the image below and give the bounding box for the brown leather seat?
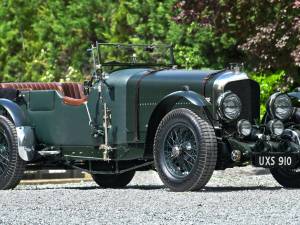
[0,82,64,94]
[63,96,88,106]
[61,83,85,99]
[61,83,87,106]
[0,82,87,106]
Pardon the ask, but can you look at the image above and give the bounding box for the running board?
[38,150,61,156]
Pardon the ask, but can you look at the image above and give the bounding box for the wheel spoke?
[163,124,198,178]
[169,132,176,145]
[166,140,173,149]
[184,151,196,161]
[0,154,9,167]
[184,158,194,167]
[173,129,179,143]
[180,159,190,173]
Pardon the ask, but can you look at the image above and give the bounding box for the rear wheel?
[0,116,25,190]
[154,108,217,192]
[270,167,300,188]
[92,170,135,188]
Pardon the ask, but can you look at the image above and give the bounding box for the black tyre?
[0,116,26,190]
[270,168,300,188]
[92,170,135,188]
[154,108,217,192]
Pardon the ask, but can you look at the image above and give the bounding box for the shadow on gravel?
[18,184,165,191]
[60,185,165,190]
[202,186,282,192]
[17,184,280,192]
[124,185,165,190]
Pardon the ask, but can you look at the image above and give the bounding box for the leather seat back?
[0,82,64,94]
[61,83,85,99]
[0,82,87,106]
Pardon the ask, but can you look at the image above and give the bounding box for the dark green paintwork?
[106,68,217,144]
[20,89,101,146]
[0,67,266,165]
[11,68,220,161]
[288,92,300,107]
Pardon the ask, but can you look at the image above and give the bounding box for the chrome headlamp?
[268,93,293,120]
[237,119,252,136]
[267,119,284,136]
[217,91,242,121]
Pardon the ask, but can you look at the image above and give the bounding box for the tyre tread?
[154,108,217,191]
[0,116,25,190]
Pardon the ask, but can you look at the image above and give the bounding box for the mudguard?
[0,98,27,126]
[155,90,211,120]
[144,90,213,156]
[160,90,209,107]
[0,98,35,161]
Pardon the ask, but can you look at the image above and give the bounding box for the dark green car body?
[1,43,297,191]
[0,67,260,166]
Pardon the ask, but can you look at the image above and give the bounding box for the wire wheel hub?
[164,124,197,178]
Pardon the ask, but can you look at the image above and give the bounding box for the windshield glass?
[96,43,175,67]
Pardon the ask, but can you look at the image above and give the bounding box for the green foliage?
[0,0,298,111]
[0,0,237,82]
[174,0,300,83]
[251,71,285,117]
[0,0,116,82]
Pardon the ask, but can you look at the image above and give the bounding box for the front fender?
[153,90,212,123]
[161,90,209,108]
[144,90,213,157]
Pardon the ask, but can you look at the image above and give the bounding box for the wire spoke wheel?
[154,108,217,192]
[164,124,197,178]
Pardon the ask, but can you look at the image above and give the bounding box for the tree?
[0,0,117,82]
[109,0,234,69]
[174,0,300,84]
[2,0,223,81]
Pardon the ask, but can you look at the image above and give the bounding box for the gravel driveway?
[0,166,299,225]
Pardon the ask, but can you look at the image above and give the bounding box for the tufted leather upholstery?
[0,82,87,106]
[61,83,86,99]
[0,82,64,94]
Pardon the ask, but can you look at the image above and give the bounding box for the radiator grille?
[224,79,260,122]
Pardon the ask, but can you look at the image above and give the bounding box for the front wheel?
[92,170,135,188]
[270,168,300,188]
[154,108,217,192]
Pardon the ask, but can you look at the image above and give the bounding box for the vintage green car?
[0,43,297,191]
[262,89,300,188]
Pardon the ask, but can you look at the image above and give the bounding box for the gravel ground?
[0,166,299,225]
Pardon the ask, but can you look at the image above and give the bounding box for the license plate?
[252,153,299,168]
